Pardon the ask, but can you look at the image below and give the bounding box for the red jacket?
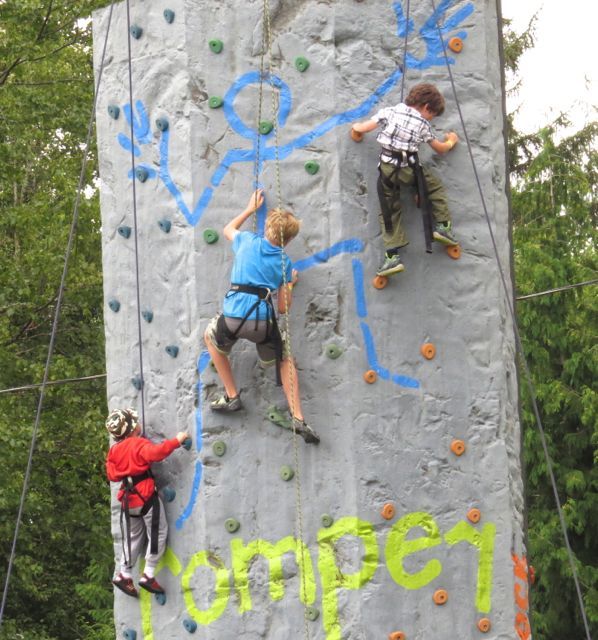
[106,435,180,508]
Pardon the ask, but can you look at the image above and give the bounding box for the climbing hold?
[155,592,167,606]
[208,96,224,109]
[388,632,406,640]
[129,25,143,40]
[381,503,395,521]
[467,508,481,524]
[117,225,131,239]
[363,369,377,384]
[158,218,172,233]
[162,486,176,502]
[325,344,343,359]
[259,121,274,135]
[203,228,219,244]
[448,36,463,53]
[155,117,169,132]
[266,405,291,430]
[372,275,388,290]
[182,437,192,450]
[306,606,320,621]
[321,514,334,528]
[295,56,310,72]
[529,565,536,585]
[280,465,295,482]
[108,299,121,313]
[208,39,223,54]
[304,160,320,175]
[212,440,227,457]
[108,105,120,120]
[135,166,149,183]
[450,439,466,456]
[420,342,436,360]
[163,9,175,23]
[131,376,143,390]
[477,618,491,633]
[123,630,137,640]
[142,310,153,323]
[165,345,179,358]
[183,618,197,634]
[224,518,240,533]
[350,127,364,142]
[433,588,448,605]
[446,244,461,260]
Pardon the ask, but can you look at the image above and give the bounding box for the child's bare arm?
[277,269,298,313]
[350,119,378,141]
[429,131,459,154]
[223,189,265,241]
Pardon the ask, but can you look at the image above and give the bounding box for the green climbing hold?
[295,56,310,72]
[209,39,223,54]
[212,440,227,457]
[280,465,294,481]
[165,345,179,358]
[209,96,224,109]
[108,299,120,313]
[306,606,320,622]
[325,344,343,359]
[135,166,149,182]
[163,9,175,23]
[321,514,334,528]
[203,228,219,244]
[108,105,120,120]
[117,225,131,239]
[142,310,153,323]
[224,518,240,533]
[266,405,291,430]
[155,117,169,132]
[259,121,274,135]
[155,591,167,605]
[131,376,143,391]
[162,486,176,502]
[304,160,320,175]
[130,25,143,40]
[158,218,171,233]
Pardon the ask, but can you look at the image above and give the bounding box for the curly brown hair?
[405,83,445,116]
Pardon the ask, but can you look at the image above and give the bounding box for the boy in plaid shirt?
[352,83,459,276]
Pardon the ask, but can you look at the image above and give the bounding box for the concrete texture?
[93,0,528,638]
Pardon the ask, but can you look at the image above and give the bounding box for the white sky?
[500,0,597,133]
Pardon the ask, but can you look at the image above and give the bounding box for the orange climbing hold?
[420,342,436,360]
[372,275,389,289]
[448,36,463,53]
[477,618,491,633]
[363,369,377,384]
[433,589,448,605]
[450,439,466,456]
[381,503,396,520]
[388,632,406,640]
[467,508,481,524]
[446,244,461,260]
[350,127,364,142]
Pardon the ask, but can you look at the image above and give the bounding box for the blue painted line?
[294,239,364,272]
[351,258,368,319]
[123,100,152,144]
[118,133,141,157]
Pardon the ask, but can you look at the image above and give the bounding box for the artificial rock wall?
[93,0,529,638]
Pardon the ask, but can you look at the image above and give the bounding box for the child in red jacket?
[106,408,189,597]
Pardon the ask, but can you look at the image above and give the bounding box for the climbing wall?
[94,0,529,638]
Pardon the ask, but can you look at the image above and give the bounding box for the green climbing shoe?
[433,221,458,246]
[376,253,405,277]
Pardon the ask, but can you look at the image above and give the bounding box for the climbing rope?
[399,0,411,102]
[428,1,592,636]
[0,2,117,627]
[125,0,147,433]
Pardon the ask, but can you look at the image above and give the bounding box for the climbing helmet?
[105,408,139,440]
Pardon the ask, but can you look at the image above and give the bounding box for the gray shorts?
[205,314,279,365]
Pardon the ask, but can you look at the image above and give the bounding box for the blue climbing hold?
[158,219,171,233]
[108,299,120,313]
[135,166,149,183]
[117,225,131,239]
[163,9,175,23]
[123,630,137,640]
[131,376,143,391]
[130,25,143,39]
[165,345,179,358]
[162,486,176,502]
[142,310,153,323]
[182,437,193,451]
[183,618,197,633]
[108,105,120,120]
[155,592,167,606]
[156,117,169,132]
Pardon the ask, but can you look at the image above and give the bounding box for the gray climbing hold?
[321,514,334,528]
[224,518,240,533]
[259,121,274,135]
[295,56,310,72]
[208,96,223,109]
[142,310,153,323]
[325,344,343,359]
[183,619,197,633]
[131,376,143,391]
[165,345,179,358]
[155,592,167,606]
[155,117,169,132]
[304,160,320,175]
[108,299,120,313]
[209,39,223,53]
[117,225,131,239]
[203,228,219,244]
[162,486,176,502]
[212,440,227,457]
[130,25,143,39]
[123,630,137,640]
[108,105,120,120]
[163,9,175,23]
[135,166,149,182]
[280,465,294,481]
[306,606,320,622]
[158,219,171,233]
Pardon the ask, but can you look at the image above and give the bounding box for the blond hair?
[264,208,300,246]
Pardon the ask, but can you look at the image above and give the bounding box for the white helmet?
[105,408,139,440]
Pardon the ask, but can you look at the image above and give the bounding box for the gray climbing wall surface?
[94,0,530,638]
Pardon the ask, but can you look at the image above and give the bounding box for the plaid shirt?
[372,103,434,166]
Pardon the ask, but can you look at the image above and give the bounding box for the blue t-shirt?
[222,231,293,320]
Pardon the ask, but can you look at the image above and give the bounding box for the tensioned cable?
[399,0,410,102]
[516,278,597,301]
[0,374,107,396]
[429,1,591,635]
[0,2,117,627]
[125,0,147,433]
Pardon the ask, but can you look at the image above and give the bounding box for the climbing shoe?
[292,418,320,445]
[139,574,165,594]
[376,253,405,277]
[112,574,138,598]
[210,393,243,412]
[433,221,458,246]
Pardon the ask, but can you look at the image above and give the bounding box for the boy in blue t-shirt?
[204,189,319,444]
